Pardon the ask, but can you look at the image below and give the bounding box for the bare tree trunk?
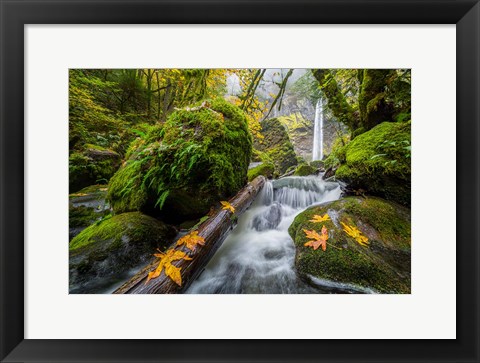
[114,176,266,294]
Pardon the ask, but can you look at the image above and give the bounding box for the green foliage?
[247,162,275,181]
[69,151,120,193]
[107,98,252,221]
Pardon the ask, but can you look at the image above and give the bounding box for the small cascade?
[312,98,324,161]
[187,176,342,294]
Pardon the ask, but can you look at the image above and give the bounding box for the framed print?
[1,0,479,362]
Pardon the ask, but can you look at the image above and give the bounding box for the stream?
[187,175,362,294]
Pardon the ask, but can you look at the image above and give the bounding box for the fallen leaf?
[303,226,329,251]
[309,214,330,223]
[146,249,192,286]
[176,231,206,252]
[341,222,369,247]
[221,201,235,213]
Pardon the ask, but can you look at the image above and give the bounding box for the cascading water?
[312,98,324,161]
[187,176,346,294]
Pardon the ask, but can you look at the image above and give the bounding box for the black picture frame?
[1,1,479,362]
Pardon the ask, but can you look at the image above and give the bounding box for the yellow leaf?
[341,222,369,247]
[146,248,192,285]
[164,263,183,286]
[309,214,330,223]
[220,201,235,213]
[303,226,329,251]
[176,231,206,252]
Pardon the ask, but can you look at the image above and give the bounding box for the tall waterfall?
[312,98,324,161]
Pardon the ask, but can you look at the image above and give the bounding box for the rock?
[247,162,275,181]
[293,163,317,176]
[288,196,411,293]
[253,118,298,175]
[251,202,283,231]
[69,212,176,293]
[107,98,252,223]
[323,166,336,180]
[309,160,324,170]
[69,185,110,240]
[69,145,121,193]
[334,121,411,206]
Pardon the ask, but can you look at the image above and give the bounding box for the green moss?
[293,163,317,176]
[254,118,298,175]
[309,160,324,169]
[105,160,148,213]
[70,212,173,251]
[335,121,411,206]
[69,151,120,193]
[289,197,411,293]
[84,143,108,151]
[248,162,275,181]
[70,184,108,196]
[358,69,396,130]
[69,211,177,291]
[69,205,102,228]
[107,98,252,222]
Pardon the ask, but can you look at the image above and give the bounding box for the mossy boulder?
[254,118,298,175]
[309,160,324,170]
[288,196,411,293]
[335,121,411,206]
[69,212,176,293]
[69,185,111,240]
[69,146,121,193]
[248,162,275,181]
[107,98,252,222]
[293,163,317,176]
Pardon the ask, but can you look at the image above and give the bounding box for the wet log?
[114,175,266,294]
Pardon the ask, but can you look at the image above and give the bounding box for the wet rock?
[251,203,283,231]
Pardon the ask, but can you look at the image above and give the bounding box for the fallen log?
[114,175,266,294]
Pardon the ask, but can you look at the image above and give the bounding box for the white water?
[187,176,343,294]
[312,98,324,161]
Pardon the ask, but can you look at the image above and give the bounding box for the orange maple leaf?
[309,214,330,223]
[303,226,329,251]
[341,222,369,247]
[220,201,235,213]
[146,249,192,286]
[176,231,206,252]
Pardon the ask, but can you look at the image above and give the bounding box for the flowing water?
[312,98,324,161]
[187,176,353,294]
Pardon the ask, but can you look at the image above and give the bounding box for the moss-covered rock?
[69,185,111,240]
[309,160,324,170]
[288,196,410,293]
[293,163,317,176]
[254,118,298,175]
[248,162,275,181]
[69,146,121,193]
[335,121,411,206]
[107,98,252,222]
[69,212,176,293]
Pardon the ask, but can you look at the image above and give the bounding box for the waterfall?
[312,98,324,161]
[187,176,343,294]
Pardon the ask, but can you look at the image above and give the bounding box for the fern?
[155,190,170,209]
